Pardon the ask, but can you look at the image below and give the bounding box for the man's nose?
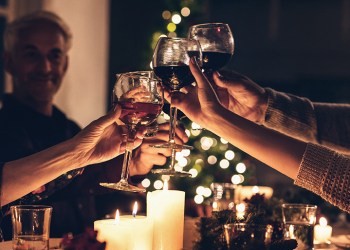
[37,56,52,72]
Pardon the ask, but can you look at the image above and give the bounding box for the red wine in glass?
[153,65,194,90]
[202,51,232,72]
[119,101,162,126]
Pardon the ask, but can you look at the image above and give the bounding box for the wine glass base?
[151,142,193,150]
[151,168,192,177]
[100,182,146,192]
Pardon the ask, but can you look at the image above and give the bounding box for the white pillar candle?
[314,217,332,244]
[94,208,153,250]
[147,181,185,250]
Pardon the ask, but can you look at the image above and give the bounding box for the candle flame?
[163,179,169,190]
[114,209,120,224]
[252,185,260,194]
[319,217,328,226]
[132,201,138,217]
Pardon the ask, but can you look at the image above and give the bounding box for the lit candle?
[314,217,332,244]
[147,180,185,250]
[94,204,153,250]
[236,203,245,220]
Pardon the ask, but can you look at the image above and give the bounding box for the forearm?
[264,88,350,154]
[205,107,306,179]
[1,138,84,206]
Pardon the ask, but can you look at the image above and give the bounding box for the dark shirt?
[0,94,89,239]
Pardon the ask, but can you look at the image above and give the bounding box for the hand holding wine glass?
[151,37,202,176]
[100,71,163,192]
[188,23,234,72]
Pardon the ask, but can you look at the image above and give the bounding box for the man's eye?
[24,51,39,59]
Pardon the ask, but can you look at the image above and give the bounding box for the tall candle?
[147,181,185,250]
[94,206,153,250]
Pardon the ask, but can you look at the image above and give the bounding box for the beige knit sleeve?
[295,143,350,213]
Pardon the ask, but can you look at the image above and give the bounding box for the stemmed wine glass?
[100,71,163,192]
[151,37,202,176]
[188,23,234,72]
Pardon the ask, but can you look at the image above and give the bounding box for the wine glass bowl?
[100,71,162,192]
[151,37,202,176]
[188,23,234,72]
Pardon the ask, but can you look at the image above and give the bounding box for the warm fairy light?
[191,122,201,130]
[174,165,183,172]
[181,7,190,17]
[132,202,138,217]
[320,217,328,226]
[220,138,228,144]
[194,194,204,204]
[177,157,188,167]
[114,209,120,224]
[167,32,177,38]
[163,179,169,190]
[141,178,151,188]
[191,129,201,136]
[154,180,163,190]
[167,23,176,32]
[171,14,181,24]
[252,186,260,194]
[207,155,217,165]
[225,150,235,160]
[203,188,212,197]
[182,149,190,157]
[231,174,244,184]
[219,159,230,169]
[236,162,246,173]
[236,203,245,213]
[162,10,171,20]
[196,186,205,195]
[189,168,198,178]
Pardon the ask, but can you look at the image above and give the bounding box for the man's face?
[6,22,68,104]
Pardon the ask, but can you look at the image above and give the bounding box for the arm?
[170,58,350,212]
[1,107,144,206]
[212,71,350,154]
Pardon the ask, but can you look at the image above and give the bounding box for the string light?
[181,7,191,17]
[141,178,151,188]
[225,150,235,160]
[189,168,198,178]
[171,14,181,24]
[154,180,163,190]
[236,162,246,173]
[194,194,204,204]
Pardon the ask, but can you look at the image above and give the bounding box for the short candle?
[94,204,153,250]
[314,217,332,244]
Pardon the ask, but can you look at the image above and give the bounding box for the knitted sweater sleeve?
[295,143,350,213]
[263,88,350,154]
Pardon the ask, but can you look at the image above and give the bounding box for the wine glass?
[100,71,163,192]
[188,23,234,72]
[151,37,202,176]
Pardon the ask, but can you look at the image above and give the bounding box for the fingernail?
[191,56,198,65]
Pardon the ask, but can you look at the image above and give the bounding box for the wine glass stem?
[120,125,137,182]
[169,93,178,144]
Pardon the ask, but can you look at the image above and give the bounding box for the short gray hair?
[4,10,73,53]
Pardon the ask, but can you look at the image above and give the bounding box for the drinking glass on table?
[188,23,234,73]
[100,71,163,192]
[151,37,202,177]
[282,203,317,250]
[11,205,52,250]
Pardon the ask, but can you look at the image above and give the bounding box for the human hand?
[213,70,268,124]
[129,122,189,176]
[72,106,145,166]
[165,57,223,128]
